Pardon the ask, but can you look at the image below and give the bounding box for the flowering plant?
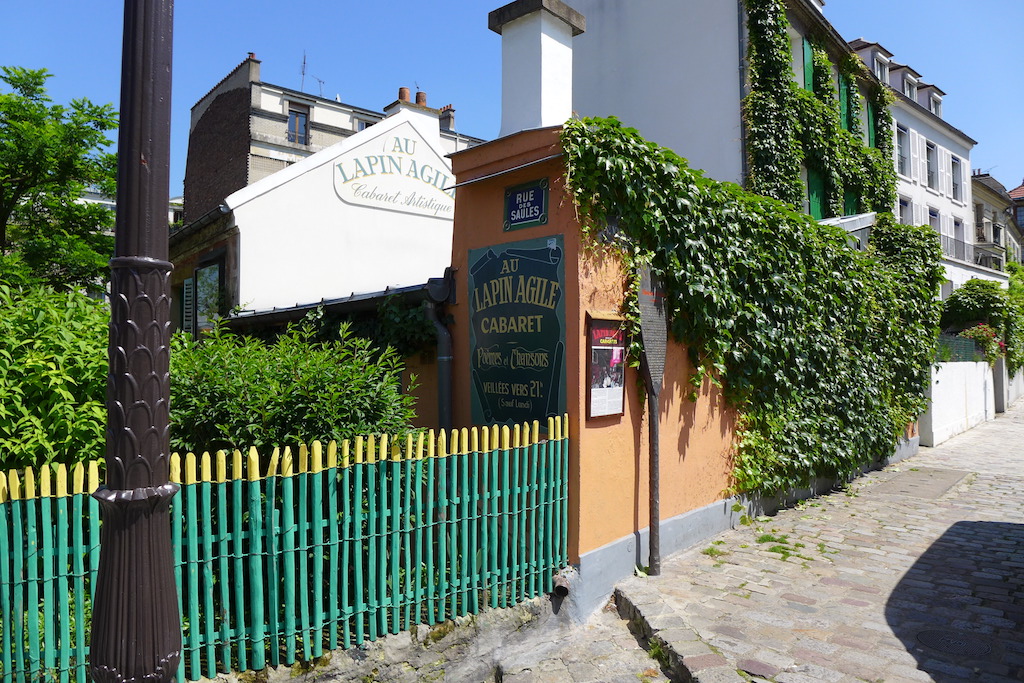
[959,323,1003,366]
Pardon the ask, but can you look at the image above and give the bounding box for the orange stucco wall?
[449,127,737,563]
[403,353,439,429]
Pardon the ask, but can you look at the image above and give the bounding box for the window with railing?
[925,142,937,189]
[951,156,962,200]
[896,126,909,176]
[287,103,309,145]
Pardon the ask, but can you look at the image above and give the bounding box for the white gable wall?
[571,0,745,185]
[228,107,455,312]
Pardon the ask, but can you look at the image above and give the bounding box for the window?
[357,120,373,132]
[873,56,889,84]
[1016,206,1024,230]
[953,218,964,242]
[194,261,224,335]
[951,156,962,201]
[899,197,913,225]
[925,141,937,189]
[929,96,942,117]
[287,103,309,145]
[903,76,917,100]
[896,126,909,176]
[928,207,940,233]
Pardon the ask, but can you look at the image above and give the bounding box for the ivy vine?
[562,117,943,495]
[744,0,895,216]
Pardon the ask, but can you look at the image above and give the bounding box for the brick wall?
[183,87,251,223]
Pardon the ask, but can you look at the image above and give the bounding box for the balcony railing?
[941,235,1005,271]
[941,235,974,262]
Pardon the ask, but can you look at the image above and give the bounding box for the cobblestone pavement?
[495,603,672,683]
[615,399,1024,682]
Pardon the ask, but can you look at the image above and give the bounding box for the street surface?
[504,399,1024,682]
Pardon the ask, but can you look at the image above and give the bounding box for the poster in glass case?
[588,319,625,418]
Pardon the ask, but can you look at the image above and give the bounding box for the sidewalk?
[615,400,1024,682]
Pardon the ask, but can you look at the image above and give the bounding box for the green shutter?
[867,101,878,148]
[807,167,826,220]
[844,190,858,216]
[839,77,850,131]
[803,39,814,91]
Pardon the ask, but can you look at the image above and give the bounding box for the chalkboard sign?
[638,266,667,395]
[504,178,549,231]
[469,235,566,425]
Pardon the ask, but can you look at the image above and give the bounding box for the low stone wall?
[919,361,995,447]
[203,598,569,683]
[1008,367,1024,408]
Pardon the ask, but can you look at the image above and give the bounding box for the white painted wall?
[919,361,995,447]
[571,0,745,185]
[1009,368,1024,407]
[943,261,1009,294]
[227,107,455,311]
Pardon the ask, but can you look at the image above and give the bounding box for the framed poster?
[588,318,626,418]
[468,235,566,426]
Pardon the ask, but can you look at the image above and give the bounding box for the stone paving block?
[690,666,746,683]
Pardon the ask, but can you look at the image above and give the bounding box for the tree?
[0,66,118,290]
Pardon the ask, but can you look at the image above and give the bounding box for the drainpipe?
[425,301,453,432]
[426,268,455,432]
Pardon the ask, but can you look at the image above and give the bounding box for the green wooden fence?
[0,417,569,682]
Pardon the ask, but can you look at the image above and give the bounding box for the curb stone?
[614,587,746,683]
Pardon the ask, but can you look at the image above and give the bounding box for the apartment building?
[848,41,1006,294]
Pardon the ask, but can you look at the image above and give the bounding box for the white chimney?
[489,0,585,138]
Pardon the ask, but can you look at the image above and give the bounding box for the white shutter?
[909,130,920,182]
[940,149,952,196]
[913,202,924,227]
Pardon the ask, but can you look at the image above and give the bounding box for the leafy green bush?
[0,282,108,469]
[169,318,418,454]
[940,279,1007,331]
[0,282,419,468]
[1004,263,1024,375]
[958,324,1003,366]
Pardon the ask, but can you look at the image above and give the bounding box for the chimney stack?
[440,104,456,130]
[489,0,585,138]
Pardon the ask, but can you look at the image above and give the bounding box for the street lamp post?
[89,2,180,682]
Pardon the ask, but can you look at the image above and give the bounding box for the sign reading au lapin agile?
[469,235,566,426]
[332,120,455,219]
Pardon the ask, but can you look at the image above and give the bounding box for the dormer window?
[873,55,889,83]
[287,103,309,145]
[929,95,942,117]
[903,76,918,100]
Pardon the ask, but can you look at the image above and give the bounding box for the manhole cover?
[873,468,968,498]
[916,629,992,657]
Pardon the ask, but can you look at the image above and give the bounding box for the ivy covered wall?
[562,117,942,496]
[743,0,895,218]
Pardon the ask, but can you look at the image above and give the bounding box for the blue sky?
[2,1,1020,198]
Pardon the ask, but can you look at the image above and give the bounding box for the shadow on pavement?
[885,521,1024,681]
